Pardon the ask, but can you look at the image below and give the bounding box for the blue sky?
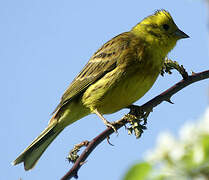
[1,0,209,180]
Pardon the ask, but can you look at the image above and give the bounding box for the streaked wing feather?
[52,32,132,114]
[61,59,117,103]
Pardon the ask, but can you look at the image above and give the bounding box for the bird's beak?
[174,28,190,39]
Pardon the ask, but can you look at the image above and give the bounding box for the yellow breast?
[82,50,164,114]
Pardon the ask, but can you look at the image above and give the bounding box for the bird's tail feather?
[12,122,63,170]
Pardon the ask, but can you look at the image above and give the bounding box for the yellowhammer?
[13,9,189,170]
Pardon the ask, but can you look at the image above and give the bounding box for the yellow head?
[132,9,189,53]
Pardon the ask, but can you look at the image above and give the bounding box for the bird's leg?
[94,109,117,133]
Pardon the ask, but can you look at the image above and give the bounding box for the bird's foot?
[103,120,118,134]
[94,109,118,133]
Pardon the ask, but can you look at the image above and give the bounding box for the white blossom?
[145,132,177,162]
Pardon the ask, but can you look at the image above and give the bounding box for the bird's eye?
[163,24,169,31]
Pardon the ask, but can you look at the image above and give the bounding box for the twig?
[61,70,209,180]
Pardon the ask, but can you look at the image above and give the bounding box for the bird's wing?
[52,32,136,114]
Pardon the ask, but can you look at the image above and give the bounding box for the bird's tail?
[13,99,89,170]
[12,121,63,170]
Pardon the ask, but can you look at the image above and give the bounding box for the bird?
[13,9,189,170]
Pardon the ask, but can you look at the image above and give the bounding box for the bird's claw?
[104,121,118,134]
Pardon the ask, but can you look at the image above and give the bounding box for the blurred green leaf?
[123,162,151,180]
[202,135,209,161]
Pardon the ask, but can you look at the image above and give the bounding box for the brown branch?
[61,70,209,180]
